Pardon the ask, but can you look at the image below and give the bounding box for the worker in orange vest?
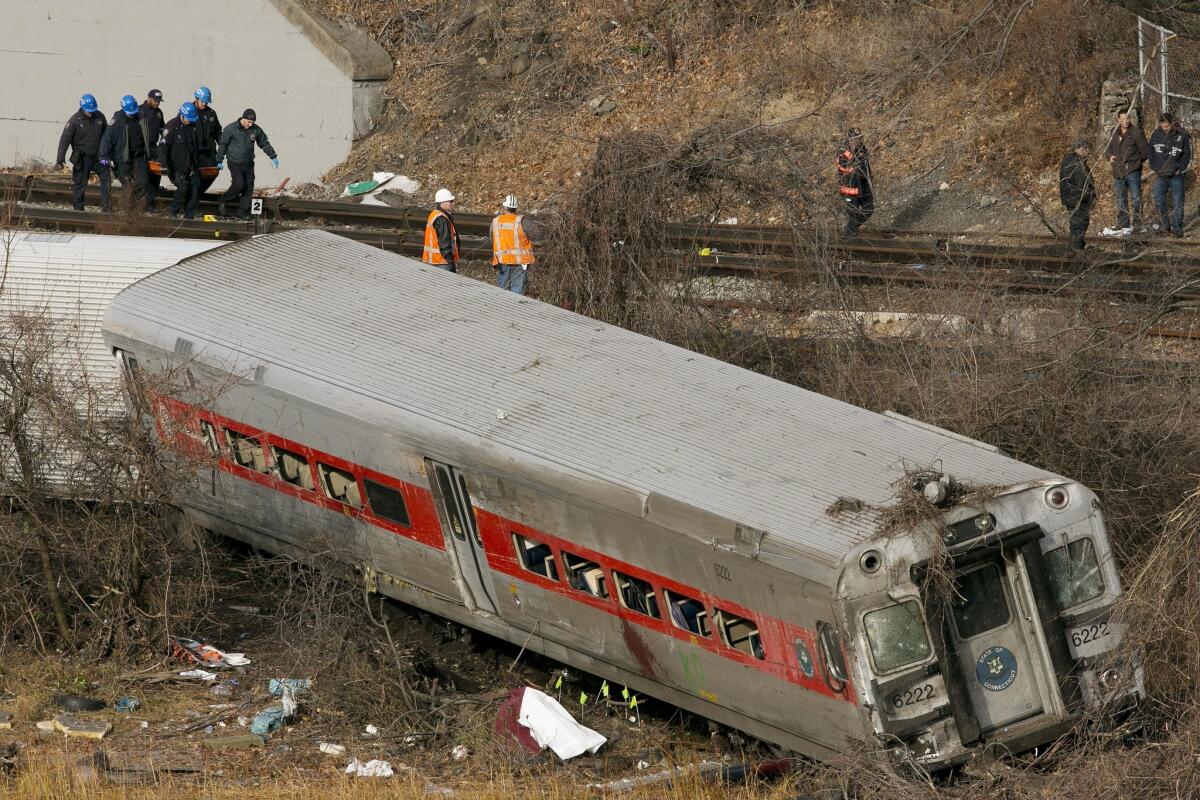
[490,194,535,294]
[423,188,460,272]
[836,127,874,237]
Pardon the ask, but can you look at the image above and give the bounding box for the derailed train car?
[100,229,1141,768]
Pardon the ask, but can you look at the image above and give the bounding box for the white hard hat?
[435,188,455,204]
[503,194,518,209]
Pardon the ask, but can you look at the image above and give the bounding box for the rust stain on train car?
[621,620,661,679]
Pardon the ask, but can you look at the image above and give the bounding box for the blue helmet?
[194,86,211,104]
[120,95,139,116]
[79,93,98,113]
[180,102,199,123]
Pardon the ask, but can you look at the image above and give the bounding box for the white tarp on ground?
[516,688,606,760]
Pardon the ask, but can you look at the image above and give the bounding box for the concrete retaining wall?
[0,0,390,188]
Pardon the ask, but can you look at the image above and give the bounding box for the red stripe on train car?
[153,396,855,704]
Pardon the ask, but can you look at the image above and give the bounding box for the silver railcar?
[100,229,1140,767]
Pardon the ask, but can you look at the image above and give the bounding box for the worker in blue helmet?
[100,95,153,211]
[192,85,223,195]
[157,102,202,219]
[56,93,111,212]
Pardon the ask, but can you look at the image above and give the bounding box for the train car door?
[426,460,499,615]
[947,561,1044,733]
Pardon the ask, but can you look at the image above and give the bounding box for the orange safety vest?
[837,149,860,197]
[490,212,535,266]
[423,209,460,265]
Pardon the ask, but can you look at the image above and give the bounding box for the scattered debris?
[451,744,469,761]
[0,711,13,730]
[364,723,380,738]
[202,734,265,751]
[209,682,236,699]
[227,605,261,614]
[35,720,56,732]
[53,714,112,740]
[54,694,105,712]
[114,697,140,713]
[318,742,346,756]
[267,678,310,696]
[249,706,286,737]
[172,637,251,668]
[79,750,202,786]
[345,758,395,778]
[586,96,618,116]
[494,688,542,756]
[179,669,218,682]
[514,687,606,760]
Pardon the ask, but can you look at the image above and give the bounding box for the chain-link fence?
[1139,16,1200,124]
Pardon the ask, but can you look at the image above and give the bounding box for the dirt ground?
[0,551,781,798]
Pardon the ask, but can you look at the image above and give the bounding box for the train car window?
[561,552,608,599]
[225,429,269,473]
[318,463,363,509]
[818,622,849,688]
[512,533,559,581]
[273,446,314,491]
[951,564,1011,639]
[664,590,709,636]
[200,421,221,456]
[863,600,931,674]
[715,609,765,659]
[363,479,411,527]
[1045,537,1104,609]
[613,571,660,619]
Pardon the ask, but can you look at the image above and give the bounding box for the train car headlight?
[1044,486,1070,510]
[1098,668,1121,690]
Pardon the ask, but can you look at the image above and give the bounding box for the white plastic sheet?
[344,758,394,777]
[516,688,606,760]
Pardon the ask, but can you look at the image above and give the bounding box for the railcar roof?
[103,229,1061,566]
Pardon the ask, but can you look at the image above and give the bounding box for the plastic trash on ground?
[318,742,346,756]
[178,669,217,682]
[1100,226,1135,237]
[114,697,140,712]
[268,678,310,696]
[345,758,394,778]
[514,687,606,760]
[171,637,251,668]
[249,706,285,736]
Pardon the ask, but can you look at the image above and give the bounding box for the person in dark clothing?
[55,93,111,212]
[100,94,152,211]
[139,89,165,209]
[1059,138,1096,251]
[192,86,222,195]
[158,102,202,219]
[837,128,874,236]
[1104,110,1149,231]
[1148,112,1192,237]
[215,109,279,219]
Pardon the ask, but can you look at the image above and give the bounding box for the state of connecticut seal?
[976,645,1018,691]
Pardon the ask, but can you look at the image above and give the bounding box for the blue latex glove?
[99,159,111,167]
[270,158,279,169]
[216,160,224,170]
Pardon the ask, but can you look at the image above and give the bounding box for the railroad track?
[5,174,1200,303]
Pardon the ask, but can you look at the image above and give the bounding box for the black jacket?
[157,117,200,176]
[139,101,165,158]
[216,122,277,166]
[432,212,459,265]
[56,109,107,165]
[1104,125,1149,179]
[1059,151,1096,213]
[195,105,221,159]
[100,112,151,166]
[1149,126,1192,176]
[837,143,873,199]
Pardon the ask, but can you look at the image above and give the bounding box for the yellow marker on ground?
[203,214,217,223]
